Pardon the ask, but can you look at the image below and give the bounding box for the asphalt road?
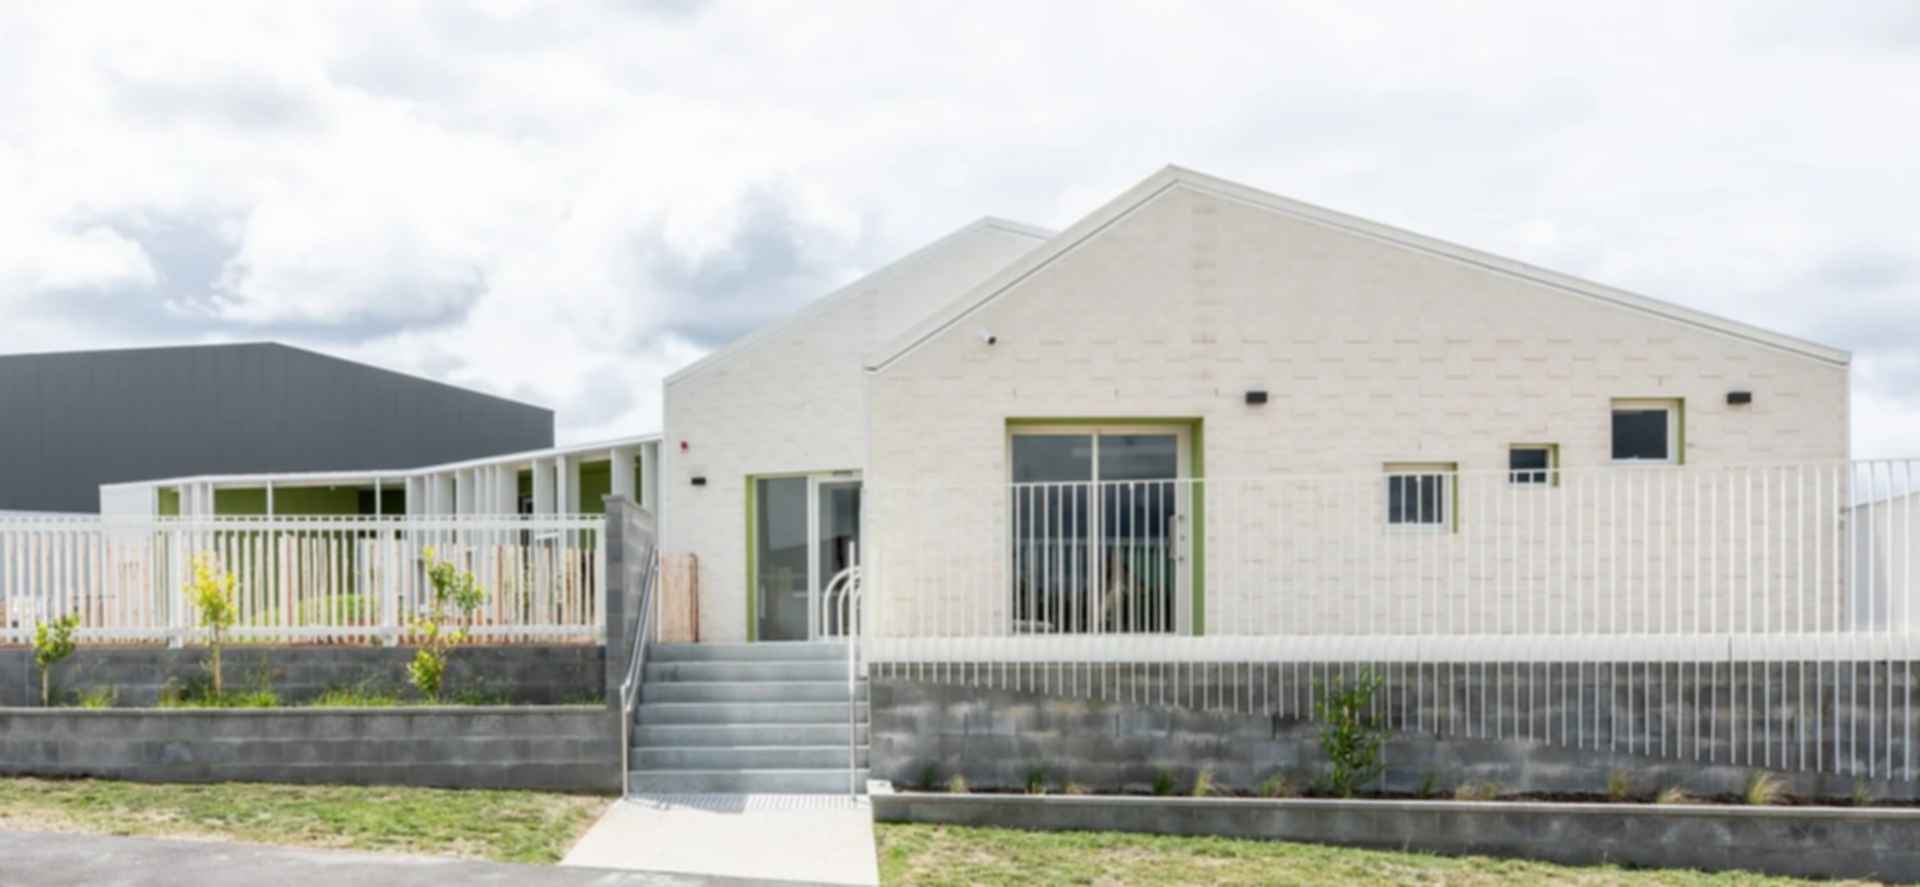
[0,830,828,887]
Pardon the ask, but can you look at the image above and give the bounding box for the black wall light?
[690,476,707,486]
[1727,391,1753,405]
[1245,389,1268,405]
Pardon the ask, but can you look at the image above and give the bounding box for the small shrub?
[1024,767,1050,795]
[1063,782,1092,796]
[409,547,486,702]
[916,764,941,791]
[1259,773,1300,799]
[1152,770,1177,797]
[1314,669,1387,798]
[945,775,969,794]
[74,687,117,709]
[1606,769,1633,802]
[1656,786,1695,805]
[1415,772,1438,800]
[184,554,237,696]
[1453,781,1500,802]
[1744,771,1785,806]
[31,613,80,707]
[1852,780,1873,807]
[1192,768,1221,798]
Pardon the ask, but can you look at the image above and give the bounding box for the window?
[1611,399,1681,464]
[1385,462,1454,529]
[1508,444,1557,485]
[1008,425,1191,635]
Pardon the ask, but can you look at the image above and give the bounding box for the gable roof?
[664,216,1052,388]
[867,165,1851,372]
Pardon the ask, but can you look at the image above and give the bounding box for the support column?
[533,458,556,515]
[456,469,476,515]
[498,464,520,514]
[611,446,637,511]
[558,455,579,514]
[639,441,659,514]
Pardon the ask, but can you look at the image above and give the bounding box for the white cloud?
[0,1,1915,453]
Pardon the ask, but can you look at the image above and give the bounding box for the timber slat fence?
[0,515,605,646]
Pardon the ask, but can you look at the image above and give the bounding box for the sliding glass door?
[754,472,862,641]
[1009,426,1189,635]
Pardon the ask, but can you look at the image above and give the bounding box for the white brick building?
[661,166,1852,646]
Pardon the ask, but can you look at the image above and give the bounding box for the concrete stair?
[629,642,868,795]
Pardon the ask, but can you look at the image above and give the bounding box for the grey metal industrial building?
[0,342,553,513]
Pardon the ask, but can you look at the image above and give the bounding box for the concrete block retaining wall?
[872,677,1920,802]
[0,644,603,708]
[872,792,1920,883]
[0,706,619,792]
[874,659,1920,778]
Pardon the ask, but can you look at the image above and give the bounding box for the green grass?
[310,685,403,707]
[874,823,1885,886]
[155,689,281,709]
[0,778,607,864]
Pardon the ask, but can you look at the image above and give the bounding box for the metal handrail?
[617,543,661,798]
[824,559,863,798]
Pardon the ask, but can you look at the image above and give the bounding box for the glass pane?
[1509,447,1550,484]
[1612,409,1668,460]
[1010,435,1092,635]
[1099,435,1179,634]
[1097,435,1178,482]
[818,482,861,636]
[1012,435,1093,483]
[1388,473,1445,525]
[755,477,809,641]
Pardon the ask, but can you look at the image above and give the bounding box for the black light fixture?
[690,476,707,487]
[1245,389,1268,406]
[1727,391,1753,405]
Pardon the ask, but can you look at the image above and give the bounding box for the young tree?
[185,554,238,696]
[1314,669,1388,798]
[31,614,80,706]
[409,547,486,701]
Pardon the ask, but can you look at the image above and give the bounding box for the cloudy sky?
[2,2,1915,454]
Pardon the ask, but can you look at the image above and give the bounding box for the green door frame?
[1005,418,1206,636]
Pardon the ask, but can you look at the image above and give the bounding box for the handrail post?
[846,543,860,799]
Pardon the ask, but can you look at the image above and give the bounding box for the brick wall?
[866,182,1850,634]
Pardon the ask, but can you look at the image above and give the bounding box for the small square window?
[1509,445,1556,485]
[1611,399,1681,464]
[1385,463,1454,529]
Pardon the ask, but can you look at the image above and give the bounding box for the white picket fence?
[0,515,606,645]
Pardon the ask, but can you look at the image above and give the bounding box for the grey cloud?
[553,364,639,429]
[638,189,859,349]
[111,71,320,131]
[30,213,484,345]
[31,214,232,339]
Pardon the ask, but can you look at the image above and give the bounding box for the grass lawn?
[0,778,607,864]
[875,823,1885,886]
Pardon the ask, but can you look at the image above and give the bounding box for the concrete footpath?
[0,830,819,887]
[564,795,880,886]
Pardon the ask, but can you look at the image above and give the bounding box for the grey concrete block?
[0,707,616,792]
[872,676,1920,802]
